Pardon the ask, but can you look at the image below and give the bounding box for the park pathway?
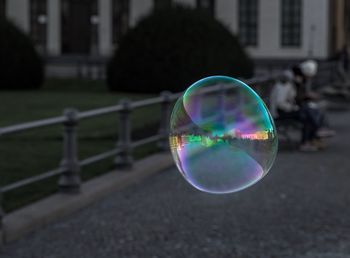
[0,110,350,258]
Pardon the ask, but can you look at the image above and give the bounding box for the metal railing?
[0,74,297,228]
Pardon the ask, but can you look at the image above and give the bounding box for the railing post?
[158,91,172,151]
[58,108,81,193]
[115,99,133,169]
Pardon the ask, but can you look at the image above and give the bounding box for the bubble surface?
[169,76,278,194]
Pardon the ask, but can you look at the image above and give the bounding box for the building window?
[196,0,215,16]
[30,0,47,54]
[153,0,172,10]
[112,0,129,47]
[61,0,98,54]
[0,0,6,18]
[281,0,302,47]
[238,0,258,46]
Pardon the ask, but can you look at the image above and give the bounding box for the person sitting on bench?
[293,62,336,138]
[272,70,321,151]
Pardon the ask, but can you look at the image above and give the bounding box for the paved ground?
[1,110,350,258]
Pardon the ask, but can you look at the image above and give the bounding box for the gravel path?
[1,111,350,258]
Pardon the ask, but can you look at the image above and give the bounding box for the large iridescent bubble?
[169,76,278,194]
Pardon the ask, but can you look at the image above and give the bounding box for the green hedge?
[107,6,253,93]
[0,18,44,90]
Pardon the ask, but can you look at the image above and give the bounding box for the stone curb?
[0,152,173,244]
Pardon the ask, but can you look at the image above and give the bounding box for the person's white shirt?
[270,80,298,118]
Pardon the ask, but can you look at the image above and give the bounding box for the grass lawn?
[0,79,168,212]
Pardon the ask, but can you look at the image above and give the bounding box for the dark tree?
[107,5,253,93]
[0,18,44,90]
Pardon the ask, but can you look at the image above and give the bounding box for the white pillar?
[47,0,61,56]
[174,0,196,7]
[6,0,30,33]
[216,0,238,34]
[129,0,153,27]
[98,0,112,56]
[302,0,329,58]
[259,0,279,55]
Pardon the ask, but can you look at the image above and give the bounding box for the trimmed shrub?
[0,18,44,90]
[107,6,253,93]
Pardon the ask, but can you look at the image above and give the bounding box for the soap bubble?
[169,76,278,194]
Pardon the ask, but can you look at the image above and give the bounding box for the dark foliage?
[0,18,44,90]
[107,6,253,93]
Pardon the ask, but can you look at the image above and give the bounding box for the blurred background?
[2,0,350,77]
[0,0,350,257]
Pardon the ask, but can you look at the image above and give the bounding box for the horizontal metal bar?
[246,76,275,85]
[1,167,66,193]
[170,92,183,101]
[78,105,123,119]
[131,96,163,109]
[0,116,66,136]
[1,149,123,192]
[79,148,122,167]
[131,134,163,148]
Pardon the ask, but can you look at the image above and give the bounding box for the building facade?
[1,0,349,76]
